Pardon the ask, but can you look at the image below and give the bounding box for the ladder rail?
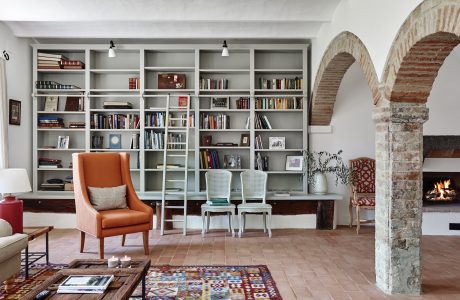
[182,95,191,235]
[160,94,170,236]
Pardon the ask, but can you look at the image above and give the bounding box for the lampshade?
[0,169,32,194]
[108,40,116,58]
[222,40,229,57]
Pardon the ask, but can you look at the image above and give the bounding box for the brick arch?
[383,1,460,103]
[310,31,380,125]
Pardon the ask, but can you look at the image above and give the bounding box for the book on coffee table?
[57,275,114,294]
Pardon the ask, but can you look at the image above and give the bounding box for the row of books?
[200,149,220,169]
[91,136,104,149]
[145,131,164,149]
[254,134,264,149]
[103,101,133,109]
[200,114,230,129]
[170,114,195,128]
[259,78,302,90]
[38,157,62,169]
[36,81,80,90]
[146,112,166,127]
[255,97,302,110]
[254,114,272,129]
[130,133,140,149]
[235,97,250,109]
[37,52,85,70]
[38,117,65,128]
[129,78,140,90]
[91,114,140,129]
[199,78,229,90]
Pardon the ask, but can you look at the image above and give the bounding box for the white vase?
[311,173,328,195]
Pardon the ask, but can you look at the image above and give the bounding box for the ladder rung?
[169,118,186,120]
[168,130,187,133]
[169,106,189,109]
[165,219,184,222]
[168,142,186,144]
[167,154,186,157]
[166,179,185,182]
[165,206,185,209]
[165,191,186,195]
[167,127,188,129]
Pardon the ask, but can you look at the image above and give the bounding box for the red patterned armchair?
[349,157,375,234]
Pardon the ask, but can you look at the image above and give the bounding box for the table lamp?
[0,169,32,233]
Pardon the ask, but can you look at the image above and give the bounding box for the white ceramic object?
[311,173,328,195]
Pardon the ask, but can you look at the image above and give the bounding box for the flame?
[433,179,452,199]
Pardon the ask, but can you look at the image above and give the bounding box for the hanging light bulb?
[108,40,116,58]
[221,40,229,57]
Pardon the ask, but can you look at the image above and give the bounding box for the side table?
[21,226,54,279]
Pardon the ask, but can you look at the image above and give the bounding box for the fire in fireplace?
[425,179,456,201]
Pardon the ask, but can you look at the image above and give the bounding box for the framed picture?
[9,99,21,125]
[286,155,304,171]
[268,137,285,149]
[158,73,186,89]
[44,96,59,112]
[240,134,250,147]
[57,136,69,149]
[109,134,122,149]
[210,97,229,110]
[223,155,241,169]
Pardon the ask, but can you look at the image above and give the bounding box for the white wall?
[0,22,32,177]
[310,62,375,225]
[312,0,422,84]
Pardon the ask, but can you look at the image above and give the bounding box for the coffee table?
[22,226,54,279]
[23,258,151,300]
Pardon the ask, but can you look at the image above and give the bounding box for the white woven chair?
[238,170,271,238]
[201,170,235,237]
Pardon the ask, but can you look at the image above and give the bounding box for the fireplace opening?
[423,173,460,204]
[425,178,456,201]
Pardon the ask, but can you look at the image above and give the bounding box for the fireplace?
[423,173,460,204]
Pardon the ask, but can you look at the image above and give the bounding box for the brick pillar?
[373,102,428,295]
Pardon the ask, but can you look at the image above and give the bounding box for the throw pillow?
[0,218,13,237]
[87,185,128,211]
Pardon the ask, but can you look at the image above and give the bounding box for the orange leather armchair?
[73,152,153,258]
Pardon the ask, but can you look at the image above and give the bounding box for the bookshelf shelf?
[200,169,247,172]
[32,43,308,194]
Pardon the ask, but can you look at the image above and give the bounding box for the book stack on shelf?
[41,179,65,191]
[128,78,140,89]
[255,97,302,109]
[38,158,62,169]
[200,149,220,169]
[37,53,85,70]
[235,97,250,109]
[200,114,230,129]
[259,78,302,90]
[146,112,166,127]
[69,122,85,129]
[91,114,140,129]
[36,81,80,90]
[145,131,164,149]
[38,117,65,128]
[103,101,132,109]
[199,78,229,90]
[254,114,272,129]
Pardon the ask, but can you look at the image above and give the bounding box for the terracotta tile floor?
[26,226,460,299]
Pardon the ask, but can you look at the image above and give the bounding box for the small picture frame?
[240,134,250,147]
[9,99,21,125]
[286,155,304,171]
[202,135,212,146]
[109,134,122,149]
[269,137,285,149]
[210,97,229,110]
[57,136,70,149]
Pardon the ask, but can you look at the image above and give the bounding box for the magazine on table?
[57,275,114,294]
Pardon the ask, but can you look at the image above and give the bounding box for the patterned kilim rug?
[0,264,282,300]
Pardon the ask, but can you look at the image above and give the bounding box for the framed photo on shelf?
[57,136,70,149]
[285,155,304,171]
[44,96,59,112]
[210,97,229,110]
[8,99,21,125]
[109,134,122,149]
[158,73,186,89]
[223,155,240,169]
[240,134,250,147]
[268,137,285,149]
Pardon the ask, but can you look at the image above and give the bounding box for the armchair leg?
[121,234,126,246]
[349,203,353,228]
[356,206,361,234]
[142,231,149,255]
[80,231,85,253]
[99,238,104,259]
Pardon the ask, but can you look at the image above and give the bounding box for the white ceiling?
[0,0,341,41]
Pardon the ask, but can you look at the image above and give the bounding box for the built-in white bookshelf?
[32,43,309,195]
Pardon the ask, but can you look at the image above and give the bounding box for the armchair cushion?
[0,218,13,237]
[100,209,151,229]
[351,195,375,207]
[0,233,28,263]
[88,185,127,211]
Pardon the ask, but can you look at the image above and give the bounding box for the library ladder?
[160,95,191,236]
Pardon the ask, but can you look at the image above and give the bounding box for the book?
[65,97,83,111]
[38,52,69,60]
[57,275,113,294]
[44,96,59,112]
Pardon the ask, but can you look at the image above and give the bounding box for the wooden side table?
[22,226,54,279]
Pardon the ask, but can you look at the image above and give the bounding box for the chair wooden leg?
[201,210,206,236]
[227,212,231,233]
[80,231,85,253]
[238,211,243,238]
[230,211,235,237]
[121,234,126,246]
[206,211,211,232]
[242,213,246,233]
[349,203,353,228]
[267,211,272,238]
[263,212,267,233]
[99,238,104,259]
[356,206,361,234]
[142,231,149,255]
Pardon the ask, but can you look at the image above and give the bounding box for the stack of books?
[259,77,302,90]
[57,275,114,294]
[145,131,164,149]
[35,81,80,90]
[146,112,166,127]
[206,199,229,206]
[61,59,85,69]
[200,149,220,169]
[128,78,140,89]
[41,179,65,191]
[37,52,85,70]
[38,158,62,169]
[254,114,272,129]
[236,97,250,109]
[91,114,140,129]
[38,117,65,128]
[69,122,85,129]
[199,78,229,90]
[103,101,132,109]
[200,113,230,129]
[255,97,302,110]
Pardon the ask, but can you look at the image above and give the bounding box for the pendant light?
[108,40,116,58]
[221,40,229,57]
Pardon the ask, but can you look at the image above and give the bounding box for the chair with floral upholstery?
[349,157,375,234]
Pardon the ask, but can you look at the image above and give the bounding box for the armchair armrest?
[0,234,28,263]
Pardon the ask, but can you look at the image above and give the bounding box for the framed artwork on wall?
[9,99,21,125]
